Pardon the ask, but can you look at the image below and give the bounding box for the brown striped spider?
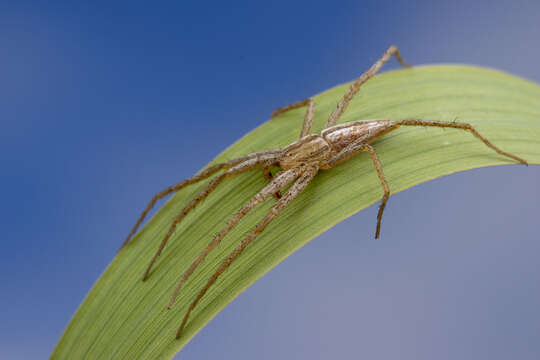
[119,45,528,339]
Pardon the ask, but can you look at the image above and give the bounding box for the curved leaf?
[52,65,540,359]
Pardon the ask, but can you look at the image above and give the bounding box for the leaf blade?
[52,65,540,359]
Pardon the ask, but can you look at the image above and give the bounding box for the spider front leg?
[271,98,315,138]
[142,150,282,281]
[167,167,303,308]
[175,164,319,339]
[120,161,231,251]
[262,167,282,199]
[120,150,282,251]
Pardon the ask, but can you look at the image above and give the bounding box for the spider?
[119,45,528,339]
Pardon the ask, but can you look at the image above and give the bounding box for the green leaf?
[52,65,540,359]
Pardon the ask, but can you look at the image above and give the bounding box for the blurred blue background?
[1,1,539,359]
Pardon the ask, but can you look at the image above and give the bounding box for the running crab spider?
[119,45,528,339]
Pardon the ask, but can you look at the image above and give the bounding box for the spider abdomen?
[322,120,398,153]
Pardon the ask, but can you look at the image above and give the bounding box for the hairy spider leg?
[142,151,282,281]
[325,45,411,129]
[271,98,315,139]
[121,162,228,251]
[262,167,282,200]
[175,164,319,339]
[396,119,528,165]
[120,150,281,251]
[167,167,303,309]
[363,145,390,238]
[323,124,394,238]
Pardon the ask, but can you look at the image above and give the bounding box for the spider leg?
[325,139,392,238]
[175,164,319,339]
[120,150,282,251]
[396,119,528,165]
[262,167,282,200]
[271,98,315,139]
[121,162,227,251]
[325,45,410,129]
[363,145,390,238]
[142,151,282,281]
[167,167,302,308]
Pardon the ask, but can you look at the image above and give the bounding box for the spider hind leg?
[271,98,315,139]
[325,45,411,129]
[396,119,528,165]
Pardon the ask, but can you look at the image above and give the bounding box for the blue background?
[1,1,539,359]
